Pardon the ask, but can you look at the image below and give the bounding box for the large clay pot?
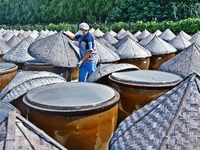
[118,57,150,70]
[0,55,3,62]
[0,62,18,92]
[0,100,67,150]
[24,59,78,81]
[23,82,120,150]
[108,70,182,124]
[149,53,175,70]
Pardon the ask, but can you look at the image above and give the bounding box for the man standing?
[62,22,99,82]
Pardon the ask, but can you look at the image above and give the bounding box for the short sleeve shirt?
[74,32,99,64]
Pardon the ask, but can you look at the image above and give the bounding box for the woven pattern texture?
[0,70,66,102]
[3,39,34,63]
[28,32,80,68]
[109,73,200,150]
[0,40,11,54]
[158,28,176,42]
[0,109,67,150]
[144,35,177,55]
[95,39,120,63]
[115,36,151,59]
[159,43,200,79]
[87,63,139,82]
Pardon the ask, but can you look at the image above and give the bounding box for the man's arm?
[62,31,74,41]
[66,34,74,41]
[77,50,92,67]
[81,50,92,62]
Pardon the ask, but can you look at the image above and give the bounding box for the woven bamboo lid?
[28,32,80,68]
[34,30,54,41]
[189,31,200,46]
[0,35,4,41]
[2,31,14,41]
[0,104,67,150]
[133,31,141,38]
[89,28,95,34]
[109,72,200,150]
[136,29,150,41]
[115,28,126,39]
[0,70,66,103]
[116,30,138,42]
[138,34,155,47]
[114,35,140,49]
[169,33,192,51]
[95,39,120,63]
[153,29,162,36]
[6,35,21,48]
[97,37,116,51]
[102,32,118,45]
[115,36,151,59]
[46,30,57,37]
[109,30,117,37]
[178,30,191,40]
[3,39,34,63]
[144,35,177,55]
[28,30,39,39]
[22,31,30,38]
[25,36,35,44]
[0,39,11,55]
[159,43,200,78]
[158,28,176,42]
[17,33,25,41]
[92,28,104,38]
[87,63,139,82]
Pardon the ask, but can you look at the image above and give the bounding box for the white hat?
[79,22,89,30]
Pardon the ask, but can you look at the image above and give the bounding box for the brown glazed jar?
[149,53,175,70]
[24,59,79,81]
[118,57,150,70]
[0,62,18,92]
[108,70,182,124]
[23,82,120,150]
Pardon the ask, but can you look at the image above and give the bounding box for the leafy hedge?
[1,18,200,35]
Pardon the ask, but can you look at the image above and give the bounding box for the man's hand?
[62,31,66,35]
[77,60,83,67]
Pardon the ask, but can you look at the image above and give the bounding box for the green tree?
[107,0,200,22]
[0,0,200,25]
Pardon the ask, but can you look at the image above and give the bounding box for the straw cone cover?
[28,32,80,67]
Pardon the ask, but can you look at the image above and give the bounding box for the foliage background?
[0,0,200,25]
[0,0,200,35]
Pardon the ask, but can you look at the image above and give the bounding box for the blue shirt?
[74,32,99,64]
